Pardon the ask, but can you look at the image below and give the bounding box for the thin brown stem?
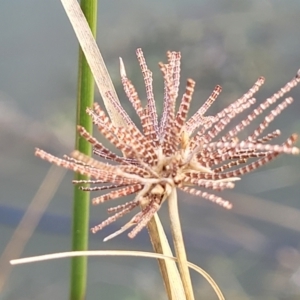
[168,187,195,300]
[147,214,185,300]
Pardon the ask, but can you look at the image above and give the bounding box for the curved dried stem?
[10,250,225,300]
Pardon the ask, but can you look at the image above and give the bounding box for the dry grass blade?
[0,166,66,293]
[10,250,225,300]
[60,0,126,127]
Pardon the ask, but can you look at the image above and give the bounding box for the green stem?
[168,188,195,300]
[70,1,97,299]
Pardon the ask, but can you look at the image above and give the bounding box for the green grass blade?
[70,0,97,299]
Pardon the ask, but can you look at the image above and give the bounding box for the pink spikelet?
[35,49,300,240]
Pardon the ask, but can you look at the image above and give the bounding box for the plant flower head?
[36,49,300,241]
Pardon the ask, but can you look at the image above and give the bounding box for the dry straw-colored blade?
[10,250,225,300]
[0,166,66,293]
[61,0,126,127]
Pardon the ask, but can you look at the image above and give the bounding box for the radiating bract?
[36,49,300,241]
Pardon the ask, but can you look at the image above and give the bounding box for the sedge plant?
[25,0,300,299]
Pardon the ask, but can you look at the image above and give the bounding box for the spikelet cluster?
[36,49,300,240]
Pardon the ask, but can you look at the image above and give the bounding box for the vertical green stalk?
[70,1,97,299]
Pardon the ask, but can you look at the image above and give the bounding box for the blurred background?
[1,0,300,299]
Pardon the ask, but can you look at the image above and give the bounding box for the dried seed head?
[35,49,300,240]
